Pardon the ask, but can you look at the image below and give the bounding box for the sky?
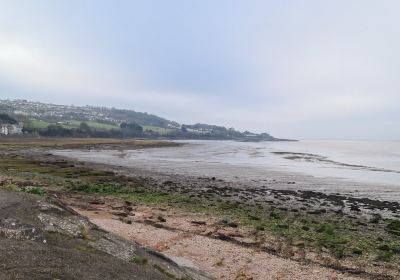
[0,0,399,140]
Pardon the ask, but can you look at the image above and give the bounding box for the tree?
[181,125,187,132]
[120,122,143,137]
[44,124,71,137]
[0,114,18,124]
[79,122,91,133]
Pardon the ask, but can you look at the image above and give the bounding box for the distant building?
[0,122,23,135]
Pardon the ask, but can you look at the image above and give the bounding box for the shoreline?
[49,148,400,217]
[0,139,399,279]
[50,141,400,202]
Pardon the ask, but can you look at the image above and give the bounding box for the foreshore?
[0,138,399,279]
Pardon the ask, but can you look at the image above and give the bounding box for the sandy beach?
[62,193,370,279]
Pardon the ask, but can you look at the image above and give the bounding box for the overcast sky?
[1,1,399,140]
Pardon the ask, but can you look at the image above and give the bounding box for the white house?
[0,123,23,135]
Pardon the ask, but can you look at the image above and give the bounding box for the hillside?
[0,99,278,140]
[0,99,179,128]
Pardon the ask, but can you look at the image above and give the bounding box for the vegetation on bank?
[0,149,399,272]
[2,99,275,141]
[18,118,277,140]
[0,99,278,140]
[22,120,146,138]
[24,119,119,131]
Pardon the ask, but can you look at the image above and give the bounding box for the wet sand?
[53,144,400,203]
[51,148,400,220]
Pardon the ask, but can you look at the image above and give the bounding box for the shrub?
[23,186,44,196]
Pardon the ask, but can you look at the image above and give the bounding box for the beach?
[1,138,400,279]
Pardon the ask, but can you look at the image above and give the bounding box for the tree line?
[25,122,146,138]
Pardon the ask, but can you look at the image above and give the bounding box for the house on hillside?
[0,113,23,135]
[0,121,23,135]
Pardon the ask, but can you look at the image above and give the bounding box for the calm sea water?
[54,139,400,189]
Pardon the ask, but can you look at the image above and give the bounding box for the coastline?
[50,139,400,202]
[0,138,399,279]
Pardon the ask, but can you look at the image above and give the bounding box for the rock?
[38,213,89,238]
[0,189,200,280]
[90,200,105,205]
[38,201,65,213]
[144,219,155,225]
[114,212,128,217]
[227,222,238,228]
[0,218,45,242]
[369,214,381,224]
[157,216,166,223]
[308,209,326,214]
[292,240,305,247]
[168,256,199,270]
[191,221,206,226]
[162,180,174,185]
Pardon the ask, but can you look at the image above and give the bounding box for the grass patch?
[75,245,96,253]
[25,119,118,130]
[3,183,18,192]
[62,120,118,130]
[22,186,45,196]
[79,225,90,240]
[132,255,148,265]
[26,119,50,130]
[377,251,394,262]
[153,264,177,279]
[143,125,174,135]
[387,220,400,236]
